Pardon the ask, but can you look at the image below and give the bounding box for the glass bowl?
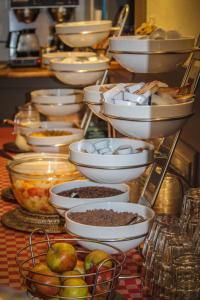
[7,154,80,215]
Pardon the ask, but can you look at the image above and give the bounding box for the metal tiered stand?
[16,16,200,300]
[78,37,200,280]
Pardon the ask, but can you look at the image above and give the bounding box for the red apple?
[84,250,112,273]
[31,268,60,297]
[86,266,112,294]
[59,278,88,299]
[74,259,85,275]
[46,242,77,273]
[27,262,51,293]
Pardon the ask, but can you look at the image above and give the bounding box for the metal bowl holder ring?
[16,229,130,300]
[80,4,130,137]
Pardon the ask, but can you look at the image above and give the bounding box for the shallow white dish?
[50,180,129,216]
[103,98,194,139]
[69,138,154,183]
[109,36,194,73]
[31,89,83,116]
[65,201,155,253]
[56,20,112,47]
[27,128,84,153]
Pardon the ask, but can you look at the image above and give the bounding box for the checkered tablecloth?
[0,128,143,299]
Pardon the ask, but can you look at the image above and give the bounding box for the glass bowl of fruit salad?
[7,153,81,214]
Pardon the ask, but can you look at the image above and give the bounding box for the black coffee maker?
[7,28,40,67]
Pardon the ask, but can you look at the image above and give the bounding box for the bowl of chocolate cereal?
[65,201,155,253]
[50,180,129,216]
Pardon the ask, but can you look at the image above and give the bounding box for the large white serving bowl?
[65,201,155,253]
[31,89,83,116]
[42,51,96,68]
[69,138,154,183]
[109,36,194,73]
[51,57,109,86]
[103,98,194,139]
[56,20,112,47]
[50,180,129,217]
[27,128,84,153]
[84,84,115,121]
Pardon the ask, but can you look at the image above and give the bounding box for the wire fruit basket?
[16,229,126,300]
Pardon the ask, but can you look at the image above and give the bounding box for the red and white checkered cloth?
[0,128,143,299]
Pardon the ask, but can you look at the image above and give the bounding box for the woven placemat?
[1,208,65,233]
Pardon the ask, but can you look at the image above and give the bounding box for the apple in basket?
[46,242,77,273]
[59,278,89,299]
[29,263,60,297]
[85,250,113,294]
[74,259,86,275]
[84,250,112,272]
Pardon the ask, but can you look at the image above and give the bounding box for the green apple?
[60,278,88,299]
[84,250,112,273]
[46,242,77,273]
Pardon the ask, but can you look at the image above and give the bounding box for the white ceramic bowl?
[84,84,115,121]
[27,128,84,153]
[69,138,154,183]
[53,70,107,86]
[56,20,112,47]
[51,57,109,86]
[42,51,96,67]
[50,180,129,217]
[31,89,83,116]
[65,201,155,253]
[109,36,194,73]
[103,98,194,139]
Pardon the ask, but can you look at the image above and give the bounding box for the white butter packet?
[112,91,124,101]
[98,147,112,155]
[126,82,145,93]
[82,142,97,154]
[114,145,133,155]
[103,84,126,102]
[124,92,148,105]
[113,99,133,106]
[94,140,109,151]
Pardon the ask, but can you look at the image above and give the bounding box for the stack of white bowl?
[31,89,83,118]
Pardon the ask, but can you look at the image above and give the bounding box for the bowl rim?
[69,158,153,170]
[7,155,79,178]
[103,112,194,122]
[50,180,130,202]
[56,20,112,27]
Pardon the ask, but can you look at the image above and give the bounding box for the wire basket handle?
[29,228,51,266]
